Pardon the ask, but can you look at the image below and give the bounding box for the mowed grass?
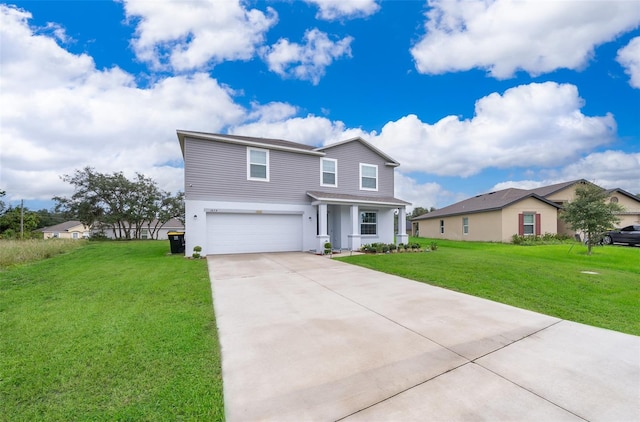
[0,241,223,421]
[339,238,640,336]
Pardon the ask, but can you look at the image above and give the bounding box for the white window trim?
[462,217,469,235]
[360,210,378,236]
[359,163,378,191]
[247,147,269,182]
[523,212,535,236]
[320,158,338,187]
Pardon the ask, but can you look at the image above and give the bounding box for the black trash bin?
[168,231,185,254]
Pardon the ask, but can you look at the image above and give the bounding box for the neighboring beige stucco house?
[413,189,560,243]
[40,221,90,239]
[413,180,640,243]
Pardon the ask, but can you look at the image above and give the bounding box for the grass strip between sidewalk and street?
[338,238,640,336]
[0,240,223,421]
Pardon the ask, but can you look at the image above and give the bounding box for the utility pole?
[20,199,24,240]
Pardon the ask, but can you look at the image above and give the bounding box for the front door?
[327,205,342,250]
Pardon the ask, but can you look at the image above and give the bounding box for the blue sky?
[1,0,639,212]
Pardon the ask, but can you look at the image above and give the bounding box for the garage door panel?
[207,213,302,254]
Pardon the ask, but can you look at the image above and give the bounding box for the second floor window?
[321,158,337,187]
[247,148,269,181]
[360,163,378,191]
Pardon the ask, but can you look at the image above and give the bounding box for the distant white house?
[96,218,185,240]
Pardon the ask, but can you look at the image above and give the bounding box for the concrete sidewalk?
[208,252,640,421]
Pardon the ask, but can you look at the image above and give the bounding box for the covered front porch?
[307,191,411,254]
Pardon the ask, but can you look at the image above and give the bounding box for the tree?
[410,206,436,219]
[54,167,184,240]
[0,206,40,239]
[0,190,6,214]
[560,183,624,255]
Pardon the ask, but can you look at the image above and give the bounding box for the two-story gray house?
[177,131,411,255]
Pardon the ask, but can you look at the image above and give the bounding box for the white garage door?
[207,213,303,254]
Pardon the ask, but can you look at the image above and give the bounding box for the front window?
[247,148,269,181]
[523,213,535,235]
[321,158,337,187]
[462,217,469,235]
[360,164,378,191]
[360,211,377,235]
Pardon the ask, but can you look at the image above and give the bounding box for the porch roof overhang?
[307,191,411,207]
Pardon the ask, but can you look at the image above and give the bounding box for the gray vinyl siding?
[322,141,395,197]
[185,137,321,203]
[184,137,396,203]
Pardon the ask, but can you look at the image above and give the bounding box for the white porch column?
[317,203,330,253]
[396,207,409,245]
[348,204,361,251]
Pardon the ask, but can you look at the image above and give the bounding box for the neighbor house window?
[440,220,444,234]
[523,213,535,235]
[360,211,377,235]
[610,196,618,203]
[141,228,149,240]
[462,217,469,235]
[321,158,337,187]
[360,164,378,191]
[247,147,269,181]
[72,232,79,239]
[519,213,541,236]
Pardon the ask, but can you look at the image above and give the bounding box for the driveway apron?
[207,253,640,422]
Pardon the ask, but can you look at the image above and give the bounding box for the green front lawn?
[0,241,223,421]
[339,238,640,336]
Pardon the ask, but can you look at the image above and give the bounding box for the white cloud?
[230,114,366,147]
[394,173,455,212]
[412,0,640,78]
[559,151,640,194]
[123,0,277,71]
[366,82,615,177]
[492,151,640,195]
[246,102,299,123]
[0,5,245,201]
[305,0,380,20]
[261,28,353,85]
[617,36,640,88]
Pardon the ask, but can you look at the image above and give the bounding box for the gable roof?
[604,188,640,203]
[412,188,561,220]
[39,220,87,233]
[316,137,400,167]
[177,131,401,166]
[527,179,594,197]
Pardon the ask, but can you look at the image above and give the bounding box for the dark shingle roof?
[219,133,317,150]
[528,179,589,197]
[413,188,560,220]
[40,221,85,232]
[177,130,319,154]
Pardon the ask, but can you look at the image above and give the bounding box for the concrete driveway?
[207,252,640,422]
